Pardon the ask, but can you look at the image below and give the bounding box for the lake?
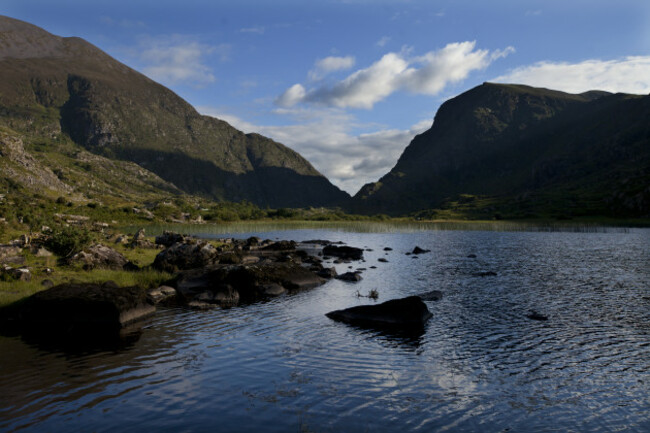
[1,223,649,432]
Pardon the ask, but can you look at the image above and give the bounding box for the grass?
[0,236,172,308]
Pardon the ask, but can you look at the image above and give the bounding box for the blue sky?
[2,0,650,193]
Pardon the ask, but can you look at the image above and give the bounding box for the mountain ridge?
[350,82,650,218]
[0,15,349,208]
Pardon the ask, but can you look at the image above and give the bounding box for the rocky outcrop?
[322,245,364,261]
[335,272,362,282]
[69,244,135,270]
[172,260,326,307]
[152,241,219,272]
[155,231,193,248]
[326,296,432,328]
[0,282,155,334]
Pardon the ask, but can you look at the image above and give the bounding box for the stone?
[155,231,192,248]
[475,271,497,277]
[152,241,219,272]
[378,258,388,263]
[33,247,53,257]
[261,283,286,296]
[467,254,477,259]
[316,267,338,279]
[173,261,326,305]
[412,246,430,254]
[1,266,31,282]
[335,272,362,282]
[383,247,393,251]
[69,244,132,270]
[0,283,155,334]
[0,245,22,263]
[322,245,364,261]
[41,279,54,289]
[326,296,432,328]
[147,285,177,305]
[526,310,548,321]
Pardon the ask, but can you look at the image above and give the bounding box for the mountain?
[0,15,348,208]
[351,83,650,219]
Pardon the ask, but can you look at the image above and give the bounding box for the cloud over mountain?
[277,42,514,109]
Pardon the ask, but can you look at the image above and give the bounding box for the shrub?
[46,226,93,257]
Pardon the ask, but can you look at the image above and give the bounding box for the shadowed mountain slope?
[0,15,348,208]
[351,83,650,218]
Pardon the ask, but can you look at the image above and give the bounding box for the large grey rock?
[326,296,432,328]
[155,231,192,248]
[69,244,132,270]
[173,261,325,306]
[0,282,155,334]
[152,241,219,272]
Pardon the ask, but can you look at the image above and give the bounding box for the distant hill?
[350,83,650,219]
[0,15,348,208]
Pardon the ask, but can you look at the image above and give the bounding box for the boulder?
[326,296,432,328]
[412,246,430,254]
[131,228,155,248]
[1,266,31,282]
[146,285,177,305]
[152,241,218,272]
[335,272,362,282]
[69,244,132,270]
[0,245,22,263]
[0,282,155,334]
[378,258,388,263]
[172,261,325,306]
[316,267,338,279]
[383,247,393,251]
[261,240,297,251]
[155,231,192,248]
[322,245,364,261]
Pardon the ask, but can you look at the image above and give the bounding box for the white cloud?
[240,26,265,34]
[308,55,356,80]
[494,56,650,94]
[198,106,431,194]
[278,41,513,109]
[376,36,391,47]
[137,36,229,86]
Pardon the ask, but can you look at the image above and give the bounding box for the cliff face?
[0,15,348,208]
[351,83,650,218]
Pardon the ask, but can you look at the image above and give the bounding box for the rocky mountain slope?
[351,83,650,218]
[0,15,348,208]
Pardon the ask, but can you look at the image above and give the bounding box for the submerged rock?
[526,310,548,321]
[326,296,432,328]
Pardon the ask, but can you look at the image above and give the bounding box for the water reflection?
[1,228,648,432]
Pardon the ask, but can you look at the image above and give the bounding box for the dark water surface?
[1,227,649,432]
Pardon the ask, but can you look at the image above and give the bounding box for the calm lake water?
[1,223,649,432]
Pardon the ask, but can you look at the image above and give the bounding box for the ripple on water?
[1,228,649,432]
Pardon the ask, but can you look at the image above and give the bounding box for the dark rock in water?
[68,244,135,271]
[475,271,497,277]
[467,254,477,258]
[153,241,219,272]
[383,247,393,251]
[261,240,296,251]
[326,296,432,328]
[378,258,389,263]
[0,283,155,334]
[147,286,177,305]
[335,272,363,282]
[412,246,430,254]
[526,310,548,321]
[370,266,377,269]
[418,290,443,301]
[173,261,326,305]
[316,267,338,279]
[322,245,364,261]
